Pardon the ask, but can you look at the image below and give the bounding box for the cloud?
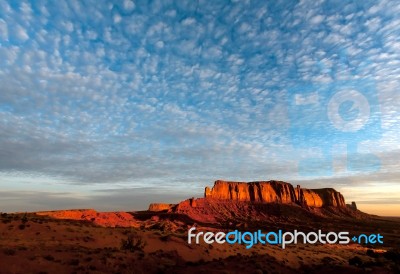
[0,0,399,212]
[310,15,324,25]
[0,19,8,41]
[123,0,135,11]
[113,13,122,24]
[15,24,29,41]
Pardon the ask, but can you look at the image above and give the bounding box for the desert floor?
[0,212,399,274]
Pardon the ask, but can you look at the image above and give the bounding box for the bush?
[43,255,55,261]
[68,258,80,266]
[4,248,16,256]
[21,213,28,224]
[366,249,378,258]
[160,234,171,242]
[349,256,363,266]
[384,249,400,262]
[120,233,146,252]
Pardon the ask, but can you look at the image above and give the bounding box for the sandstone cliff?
[148,203,174,212]
[298,188,346,207]
[204,180,297,203]
[204,180,346,208]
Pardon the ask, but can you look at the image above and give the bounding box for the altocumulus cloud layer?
[0,0,399,212]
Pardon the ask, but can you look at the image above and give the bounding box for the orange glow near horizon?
[357,204,400,217]
[340,183,400,216]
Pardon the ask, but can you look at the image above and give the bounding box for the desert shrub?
[160,234,171,242]
[122,229,130,235]
[68,258,80,266]
[120,233,146,252]
[4,248,16,256]
[43,255,55,261]
[349,256,363,266]
[321,256,334,264]
[83,236,95,242]
[384,249,400,262]
[21,213,28,224]
[1,213,11,223]
[366,249,378,258]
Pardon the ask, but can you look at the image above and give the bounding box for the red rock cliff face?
[204,180,297,204]
[148,203,174,212]
[204,180,346,208]
[299,188,346,207]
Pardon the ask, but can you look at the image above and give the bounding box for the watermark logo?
[287,53,381,176]
[188,227,384,249]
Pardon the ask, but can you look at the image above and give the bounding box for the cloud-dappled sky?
[0,0,399,215]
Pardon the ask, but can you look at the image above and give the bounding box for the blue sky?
[0,0,399,215]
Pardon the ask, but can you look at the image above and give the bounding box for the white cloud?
[15,24,29,41]
[114,14,122,24]
[123,0,135,11]
[63,21,74,32]
[181,17,196,26]
[310,15,324,25]
[155,40,164,48]
[20,2,33,21]
[165,9,177,17]
[0,19,8,41]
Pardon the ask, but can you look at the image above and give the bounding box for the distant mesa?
[148,203,175,212]
[36,209,139,228]
[143,180,361,225]
[204,180,346,208]
[148,180,347,213]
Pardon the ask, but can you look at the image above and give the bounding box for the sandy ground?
[0,212,399,273]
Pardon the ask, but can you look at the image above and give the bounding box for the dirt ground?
[0,212,399,274]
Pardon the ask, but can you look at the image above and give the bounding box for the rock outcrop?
[346,201,357,211]
[148,203,174,212]
[297,188,346,207]
[36,209,139,227]
[204,180,346,208]
[204,180,297,203]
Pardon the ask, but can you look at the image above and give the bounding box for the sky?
[0,0,399,216]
